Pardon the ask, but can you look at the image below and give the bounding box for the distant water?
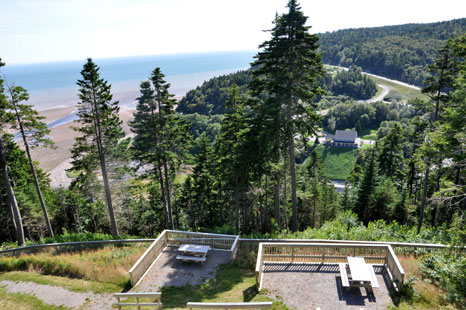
[2,51,255,111]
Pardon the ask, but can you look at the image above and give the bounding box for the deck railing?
[129,231,168,286]
[255,242,405,291]
[128,230,239,286]
[166,230,238,251]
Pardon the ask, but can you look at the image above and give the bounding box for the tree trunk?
[0,138,25,245]
[90,86,119,237]
[283,162,288,229]
[274,135,281,227]
[418,162,431,233]
[234,175,240,234]
[288,126,298,232]
[163,159,174,229]
[16,111,54,237]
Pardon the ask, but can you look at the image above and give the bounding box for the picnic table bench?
[113,292,162,309]
[176,244,210,264]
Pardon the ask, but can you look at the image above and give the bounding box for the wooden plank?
[114,292,161,298]
[186,302,272,309]
[114,302,162,307]
[176,255,206,262]
[368,265,379,288]
[339,263,350,287]
[348,257,372,282]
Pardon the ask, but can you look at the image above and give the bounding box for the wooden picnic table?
[176,244,210,264]
[346,256,379,293]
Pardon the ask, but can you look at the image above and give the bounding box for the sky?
[1,0,465,65]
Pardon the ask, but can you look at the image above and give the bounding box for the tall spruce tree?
[5,84,55,237]
[0,58,25,245]
[70,58,124,237]
[250,0,325,231]
[130,68,190,229]
[378,122,404,181]
[355,147,380,224]
[216,84,250,234]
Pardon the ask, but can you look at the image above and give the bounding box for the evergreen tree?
[0,59,25,245]
[250,0,325,231]
[354,147,380,224]
[215,84,250,233]
[130,68,190,229]
[378,122,404,181]
[69,58,124,237]
[5,84,55,237]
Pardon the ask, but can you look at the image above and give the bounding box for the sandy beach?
[33,105,136,188]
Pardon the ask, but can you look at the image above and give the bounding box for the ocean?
[2,51,255,111]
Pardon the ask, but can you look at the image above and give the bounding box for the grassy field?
[314,145,358,180]
[369,76,429,103]
[0,244,147,292]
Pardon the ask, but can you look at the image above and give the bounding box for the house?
[328,130,358,148]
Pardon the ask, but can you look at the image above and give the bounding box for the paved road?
[366,84,391,103]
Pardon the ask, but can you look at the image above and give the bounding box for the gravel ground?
[134,246,232,292]
[0,280,113,309]
[262,263,394,310]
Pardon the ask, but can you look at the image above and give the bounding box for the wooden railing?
[255,242,405,291]
[386,245,405,287]
[166,230,238,250]
[129,230,239,286]
[114,292,162,309]
[240,238,459,256]
[187,302,272,309]
[129,231,168,286]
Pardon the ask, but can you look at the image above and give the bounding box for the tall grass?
[0,244,146,286]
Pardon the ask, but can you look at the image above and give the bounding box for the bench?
[339,263,350,288]
[113,292,162,309]
[187,302,273,309]
[368,264,379,288]
[176,255,207,262]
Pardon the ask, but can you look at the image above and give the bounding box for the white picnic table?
[345,256,379,293]
[347,257,372,282]
[176,244,210,264]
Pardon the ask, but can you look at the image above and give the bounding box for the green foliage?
[319,18,466,86]
[327,66,378,99]
[419,253,466,308]
[177,70,252,115]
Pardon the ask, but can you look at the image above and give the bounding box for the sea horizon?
[1,50,256,111]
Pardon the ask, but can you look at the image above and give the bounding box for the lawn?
[314,145,358,180]
[359,128,378,140]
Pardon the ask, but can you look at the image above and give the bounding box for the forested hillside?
[177,66,377,115]
[318,18,466,86]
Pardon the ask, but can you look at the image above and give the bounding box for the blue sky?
[1,0,465,64]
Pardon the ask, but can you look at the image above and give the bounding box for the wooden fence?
[128,230,239,286]
[255,242,405,291]
[241,238,459,256]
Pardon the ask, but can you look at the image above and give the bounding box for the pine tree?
[354,147,379,224]
[130,68,190,229]
[250,0,325,231]
[216,84,250,233]
[69,58,124,237]
[378,122,404,181]
[0,58,25,245]
[5,84,55,237]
